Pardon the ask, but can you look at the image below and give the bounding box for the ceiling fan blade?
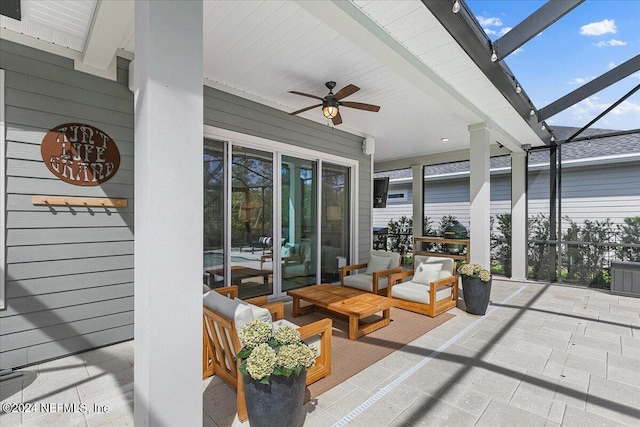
[332,111,343,126]
[341,101,381,112]
[288,91,324,101]
[334,84,359,100]
[289,104,322,115]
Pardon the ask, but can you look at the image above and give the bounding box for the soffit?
[351,0,543,150]
[1,0,544,163]
[0,0,96,52]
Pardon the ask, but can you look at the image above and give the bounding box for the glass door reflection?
[321,163,350,282]
[281,156,317,291]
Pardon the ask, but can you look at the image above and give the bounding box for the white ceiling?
[0,0,545,165]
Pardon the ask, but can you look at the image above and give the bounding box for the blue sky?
[467,0,640,131]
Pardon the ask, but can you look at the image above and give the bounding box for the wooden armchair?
[203,286,331,422]
[340,250,402,294]
[387,255,458,317]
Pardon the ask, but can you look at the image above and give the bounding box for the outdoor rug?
[282,303,455,400]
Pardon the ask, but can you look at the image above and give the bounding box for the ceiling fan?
[288,81,380,125]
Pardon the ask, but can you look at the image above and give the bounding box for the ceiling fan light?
[322,98,339,119]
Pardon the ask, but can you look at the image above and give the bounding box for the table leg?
[351,308,392,339]
[292,296,301,317]
[348,316,359,340]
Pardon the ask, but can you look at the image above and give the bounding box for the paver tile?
[607,353,640,388]
[586,375,640,426]
[475,400,545,427]
[562,405,628,426]
[398,395,477,427]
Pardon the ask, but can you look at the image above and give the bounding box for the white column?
[468,123,491,267]
[134,1,203,426]
[511,152,527,280]
[412,164,422,238]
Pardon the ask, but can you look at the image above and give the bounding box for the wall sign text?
[41,123,121,186]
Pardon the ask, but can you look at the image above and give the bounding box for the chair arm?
[241,296,284,320]
[430,274,457,288]
[297,318,332,380]
[428,274,459,305]
[283,254,305,266]
[243,295,268,306]
[263,301,285,320]
[340,263,368,281]
[215,285,239,299]
[260,254,273,269]
[387,270,415,295]
[371,266,403,294]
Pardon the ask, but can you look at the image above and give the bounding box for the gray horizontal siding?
[7,255,134,281]
[376,160,640,236]
[6,228,133,246]
[1,325,134,368]
[7,241,134,263]
[1,41,134,369]
[2,310,133,348]
[6,270,134,298]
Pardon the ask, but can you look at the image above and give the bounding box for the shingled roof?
[376,126,640,179]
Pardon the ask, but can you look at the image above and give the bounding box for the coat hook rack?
[32,195,128,208]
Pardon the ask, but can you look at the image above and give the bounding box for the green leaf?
[236,348,251,359]
[260,376,271,385]
[273,366,292,377]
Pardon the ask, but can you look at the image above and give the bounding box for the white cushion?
[237,299,272,324]
[413,262,443,285]
[203,290,257,331]
[391,281,452,304]
[343,273,388,291]
[414,256,454,279]
[365,254,392,274]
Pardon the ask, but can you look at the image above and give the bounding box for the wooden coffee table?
[287,284,395,340]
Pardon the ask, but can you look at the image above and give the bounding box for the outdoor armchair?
[340,250,402,294]
[202,285,332,422]
[259,244,309,278]
[387,255,458,317]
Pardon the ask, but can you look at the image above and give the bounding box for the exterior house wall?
[1,42,372,369]
[373,161,640,234]
[202,87,371,262]
[1,41,135,368]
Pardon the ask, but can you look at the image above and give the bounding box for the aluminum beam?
[539,54,640,121]
[423,0,552,145]
[493,0,584,61]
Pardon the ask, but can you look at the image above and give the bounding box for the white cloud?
[476,16,503,27]
[610,100,640,115]
[594,39,627,47]
[568,97,640,122]
[580,19,617,36]
[608,61,616,70]
[631,72,640,80]
[512,47,524,55]
[499,27,512,37]
[484,28,497,36]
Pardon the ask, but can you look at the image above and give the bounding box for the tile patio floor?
[1,279,639,426]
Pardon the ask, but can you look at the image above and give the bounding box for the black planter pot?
[462,276,492,315]
[243,370,307,427]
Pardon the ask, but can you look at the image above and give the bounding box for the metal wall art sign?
[41,123,121,186]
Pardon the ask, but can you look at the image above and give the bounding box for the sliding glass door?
[230,146,274,298]
[281,156,317,291]
[204,136,354,299]
[321,163,350,282]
